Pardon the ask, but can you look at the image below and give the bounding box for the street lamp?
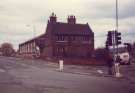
[26,24,36,38]
[114,0,122,78]
[26,24,37,59]
[116,0,118,32]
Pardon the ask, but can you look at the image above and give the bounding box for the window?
[83,36,90,41]
[57,47,64,53]
[70,36,75,41]
[56,47,65,56]
[57,35,64,41]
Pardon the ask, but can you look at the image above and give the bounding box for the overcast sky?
[0,0,135,50]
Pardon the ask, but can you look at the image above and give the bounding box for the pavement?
[0,56,135,93]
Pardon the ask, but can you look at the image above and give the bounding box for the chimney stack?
[49,12,57,23]
[67,15,76,24]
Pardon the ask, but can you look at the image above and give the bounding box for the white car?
[119,52,130,65]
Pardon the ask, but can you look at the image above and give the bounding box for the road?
[0,56,135,93]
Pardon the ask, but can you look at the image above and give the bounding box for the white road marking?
[0,68,5,72]
[97,70,103,74]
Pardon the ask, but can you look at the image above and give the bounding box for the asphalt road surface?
[0,56,135,93]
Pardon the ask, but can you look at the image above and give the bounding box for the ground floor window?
[55,47,66,57]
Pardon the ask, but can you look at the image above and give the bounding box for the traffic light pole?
[106,30,121,77]
[112,31,116,62]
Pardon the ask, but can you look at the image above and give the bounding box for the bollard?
[59,60,63,71]
[114,63,122,78]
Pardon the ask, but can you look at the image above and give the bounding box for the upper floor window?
[57,35,64,41]
[70,36,75,41]
[83,36,90,41]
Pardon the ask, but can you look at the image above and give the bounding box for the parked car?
[119,52,130,65]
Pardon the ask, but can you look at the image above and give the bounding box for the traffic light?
[106,31,113,46]
[127,44,132,52]
[105,41,109,50]
[115,31,121,45]
[124,43,132,52]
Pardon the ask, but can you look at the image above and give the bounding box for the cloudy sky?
[0,0,135,50]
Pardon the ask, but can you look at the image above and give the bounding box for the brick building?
[19,13,94,61]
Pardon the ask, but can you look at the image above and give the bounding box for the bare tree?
[1,43,15,56]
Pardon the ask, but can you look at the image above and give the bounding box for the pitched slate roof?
[19,17,94,46]
[19,34,46,46]
[52,22,93,35]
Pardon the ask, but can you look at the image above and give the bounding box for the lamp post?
[26,24,36,38]
[114,0,122,78]
[116,0,118,32]
[26,24,36,59]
